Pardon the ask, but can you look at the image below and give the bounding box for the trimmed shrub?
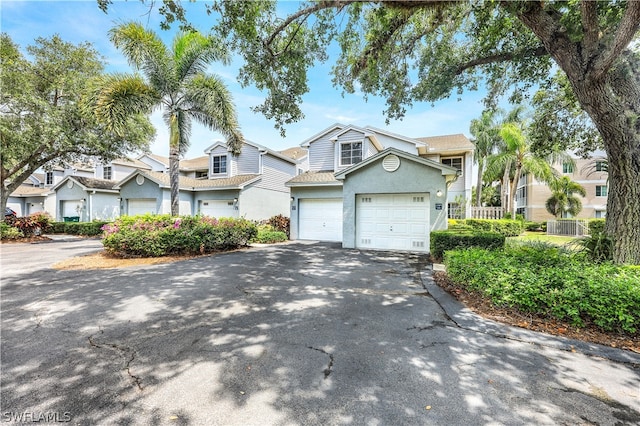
[588,219,606,235]
[102,215,257,257]
[444,246,640,333]
[1,222,23,240]
[253,228,288,244]
[525,221,544,232]
[463,219,524,237]
[49,222,67,234]
[431,230,505,260]
[65,221,110,236]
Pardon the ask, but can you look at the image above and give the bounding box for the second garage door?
[199,200,238,218]
[356,193,430,252]
[299,198,343,241]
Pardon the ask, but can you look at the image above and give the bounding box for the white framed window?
[562,162,574,174]
[595,161,607,172]
[596,185,608,197]
[339,141,363,166]
[45,171,54,185]
[595,210,606,218]
[211,155,227,174]
[103,166,112,180]
[441,157,463,175]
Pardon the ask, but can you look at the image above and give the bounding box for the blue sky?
[2,1,488,159]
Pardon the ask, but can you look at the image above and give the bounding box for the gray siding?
[239,185,290,220]
[234,144,260,175]
[119,177,163,215]
[55,183,89,221]
[372,133,420,154]
[309,128,341,171]
[255,154,296,193]
[209,145,230,178]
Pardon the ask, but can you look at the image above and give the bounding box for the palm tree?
[545,176,587,218]
[92,22,243,216]
[469,109,501,207]
[485,123,561,217]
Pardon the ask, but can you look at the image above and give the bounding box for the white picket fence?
[471,207,505,220]
[547,220,590,236]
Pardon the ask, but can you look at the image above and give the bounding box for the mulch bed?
[433,271,640,354]
[0,236,51,244]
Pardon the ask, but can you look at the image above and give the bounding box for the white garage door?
[200,200,238,218]
[356,193,429,252]
[128,199,157,216]
[62,200,83,217]
[299,198,343,241]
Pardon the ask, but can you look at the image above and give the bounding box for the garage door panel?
[299,198,343,241]
[356,193,429,252]
[128,199,156,216]
[200,200,238,218]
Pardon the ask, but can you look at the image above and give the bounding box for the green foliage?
[444,246,640,333]
[588,219,606,235]
[431,230,505,260]
[102,215,257,257]
[49,222,67,234]
[545,176,587,218]
[252,225,288,244]
[5,212,52,237]
[266,214,290,238]
[0,222,23,240]
[0,33,154,213]
[461,219,524,237]
[66,221,110,236]
[572,233,614,263]
[524,221,546,232]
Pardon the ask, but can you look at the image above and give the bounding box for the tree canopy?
[0,33,154,213]
[99,0,640,263]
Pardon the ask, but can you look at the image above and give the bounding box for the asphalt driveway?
[1,240,639,425]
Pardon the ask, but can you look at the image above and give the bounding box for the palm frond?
[183,74,244,155]
[174,32,228,82]
[85,73,158,136]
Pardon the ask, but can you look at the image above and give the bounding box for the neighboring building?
[515,152,608,221]
[279,147,309,175]
[95,158,152,182]
[286,124,472,253]
[116,140,297,220]
[52,176,120,221]
[179,156,210,179]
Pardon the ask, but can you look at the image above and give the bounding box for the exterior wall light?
[436,190,443,197]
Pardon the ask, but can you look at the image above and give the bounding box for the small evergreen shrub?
[267,214,290,238]
[49,222,67,234]
[1,222,23,240]
[65,221,110,236]
[588,219,606,235]
[253,225,288,243]
[463,219,524,237]
[431,230,505,260]
[525,221,544,232]
[444,246,640,333]
[102,215,257,257]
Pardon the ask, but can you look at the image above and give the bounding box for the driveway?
[1,240,639,425]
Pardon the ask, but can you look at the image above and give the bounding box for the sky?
[1,0,489,159]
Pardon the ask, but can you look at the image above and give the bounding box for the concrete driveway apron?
[1,240,639,425]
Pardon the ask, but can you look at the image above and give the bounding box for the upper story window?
[103,166,112,180]
[562,162,574,174]
[212,155,227,174]
[45,172,53,185]
[441,157,463,175]
[595,161,607,172]
[195,170,208,179]
[340,141,362,167]
[596,185,608,197]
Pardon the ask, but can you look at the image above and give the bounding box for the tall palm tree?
[545,176,587,218]
[485,123,561,217]
[92,22,243,216]
[469,109,501,207]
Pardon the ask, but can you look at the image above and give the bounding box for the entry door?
[299,198,343,241]
[356,193,429,252]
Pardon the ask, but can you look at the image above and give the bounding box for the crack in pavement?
[407,321,450,332]
[307,346,334,379]
[88,330,143,391]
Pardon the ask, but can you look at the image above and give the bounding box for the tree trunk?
[501,159,511,215]
[568,67,640,264]
[475,159,484,207]
[168,113,181,217]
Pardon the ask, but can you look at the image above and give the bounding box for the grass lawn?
[508,231,580,247]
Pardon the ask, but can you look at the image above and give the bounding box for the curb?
[421,270,640,365]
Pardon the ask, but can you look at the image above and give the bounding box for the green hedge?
[444,246,640,333]
[102,215,258,257]
[431,230,505,260]
[461,219,524,237]
[48,221,109,236]
[588,219,606,235]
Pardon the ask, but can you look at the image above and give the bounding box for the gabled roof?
[415,134,474,155]
[52,176,118,193]
[180,156,209,170]
[109,158,152,170]
[115,170,260,191]
[334,147,459,180]
[204,140,297,164]
[279,147,308,161]
[10,185,52,197]
[138,153,170,168]
[286,171,341,187]
[299,123,345,147]
[364,125,427,148]
[329,124,384,151]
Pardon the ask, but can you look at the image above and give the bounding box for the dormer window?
[103,166,112,180]
[212,155,227,174]
[45,172,53,185]
[340,141,363,167]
